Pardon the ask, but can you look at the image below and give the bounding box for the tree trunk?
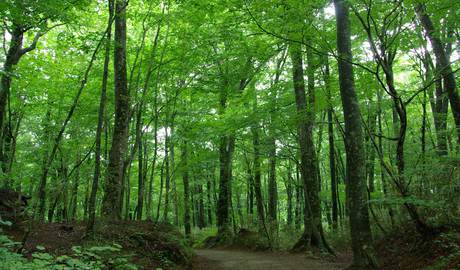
[163,128,170,222]
[69,151,81,221]
[377,89,395,227]
[182,140,191,237]
[216,131,235,238]
[252,125,266,231]
[294,162,301,231]
[197,183,206,229]
[324,57,338,230]
[102,0,129,220]
[416,3,460,146]
[424,53,448,156]
[36,103,52,220]
[334,0,377,267]
[289,43,324,250]
[156,158,165,221]
[366,112,377,192]
[136,128,144,220]
[0,25,40,171]
[87,0,114,232]
[285,163,294,228]
[206,174,213,226]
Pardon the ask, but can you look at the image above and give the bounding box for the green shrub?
[0,229,138,270]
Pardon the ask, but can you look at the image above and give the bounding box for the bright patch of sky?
[324,3,335,19]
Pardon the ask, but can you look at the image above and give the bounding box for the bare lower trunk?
[182,140,191,237]
[334,0,377,267]
[289,43,324,250]
[102,0,130,220]
[87,0,113,232]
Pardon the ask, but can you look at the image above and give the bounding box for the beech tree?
[1,0,459,268]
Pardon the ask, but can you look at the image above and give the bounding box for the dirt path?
[192,249,347,270]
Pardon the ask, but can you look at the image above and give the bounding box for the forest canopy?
[1,0,460,269]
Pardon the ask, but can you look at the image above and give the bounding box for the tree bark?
[289,43,324,250]
[416,3,460,146]
[163,127,170,222]
[252,125,266,231]
[324,58,338,230]
[0,25,41,172]
[87,0,114,232]
[334,0,377,267]
[102,0,130,220]
[423,52,448,156]
[182,140,191,237]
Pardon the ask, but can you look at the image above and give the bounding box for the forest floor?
[192,249,348,270]
[2,220,193,269]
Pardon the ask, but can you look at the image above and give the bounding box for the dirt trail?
[193,249,346,270]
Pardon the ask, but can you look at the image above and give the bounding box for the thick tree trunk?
[102,0,130,220]
[289,43,324,250]
[334,0,377,268]
[216,83,235,238]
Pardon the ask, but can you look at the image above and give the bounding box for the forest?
[0,0,460,269]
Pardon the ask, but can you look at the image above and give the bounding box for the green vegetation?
[1,0,460,269]
[0,231,137,269]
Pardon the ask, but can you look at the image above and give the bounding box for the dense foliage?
[1,0,460,268]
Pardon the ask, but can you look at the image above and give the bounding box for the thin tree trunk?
[136,129,144,220]
[206,174,213,226]
[156,158,165,222]
[285,164,294,228]
[163,127,170,222]
[294,161,301,231]
[69,151,81,221]
[252,125,266,232]
[87,0,114,232]
[182,140,191,237]
[325,59,338,231]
